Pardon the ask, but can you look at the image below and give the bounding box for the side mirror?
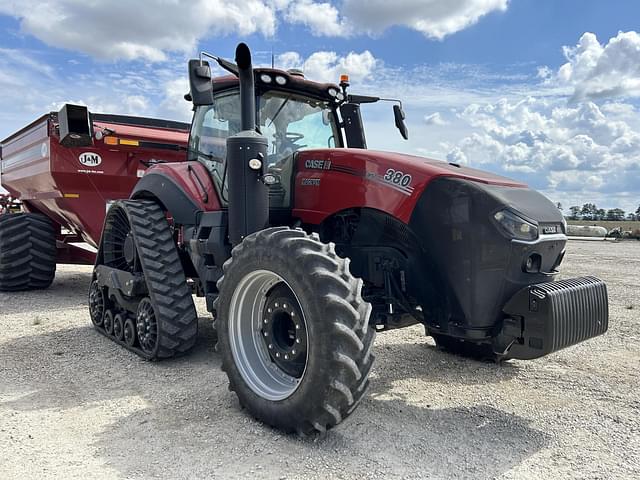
[393,104,409,140]
[188,59,214,106]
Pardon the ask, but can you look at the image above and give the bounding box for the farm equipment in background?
[0,193,21,214]
[1,43,609,435]
[0,106,189,289]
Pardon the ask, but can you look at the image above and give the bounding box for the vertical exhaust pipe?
[226,43,269,246]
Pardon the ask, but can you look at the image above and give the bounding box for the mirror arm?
[200,51,239,77]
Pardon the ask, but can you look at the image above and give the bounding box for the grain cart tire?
[0,213,56,291]
[215,227,375,435]
[95,200,198,360]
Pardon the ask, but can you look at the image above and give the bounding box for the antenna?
[271,45,274,69]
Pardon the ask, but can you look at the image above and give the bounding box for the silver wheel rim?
[228,270,308,401]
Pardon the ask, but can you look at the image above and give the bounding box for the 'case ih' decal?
[305,159,332,170]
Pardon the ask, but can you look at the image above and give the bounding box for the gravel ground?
[1,240,638,479]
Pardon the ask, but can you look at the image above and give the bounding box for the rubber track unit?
[93,200,198,360]
[214,227,376,435]
[0,213,56,291]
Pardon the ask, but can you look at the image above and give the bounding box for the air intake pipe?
[226,43,269,246]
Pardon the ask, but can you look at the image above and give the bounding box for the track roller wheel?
[88,280,105,327]
[215,227,375,435]
[92,200,198,359]
[104,310,115,336]
[123,317,137,347]
[137,298,159,356]
[113,313,125,341]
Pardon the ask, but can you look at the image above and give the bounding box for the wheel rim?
[228,270,309,401]
[89,281,105,327]
[124,318,136,347]
[103,205,137,272]
[137,298,158,354]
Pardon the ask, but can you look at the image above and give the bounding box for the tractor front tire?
[0,213,56,291]
[215,227,375,435]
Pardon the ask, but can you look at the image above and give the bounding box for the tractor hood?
[363,149,526,188]
[293,148,562,227]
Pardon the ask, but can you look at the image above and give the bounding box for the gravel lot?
[1,240,638,479]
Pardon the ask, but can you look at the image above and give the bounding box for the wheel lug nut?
[263,331,268,337]
[283,303,288,309]
[295,324,300,330]
[268,344,273,349]
[274,302,279,307]
[284,355,289,360]
[291,350,296,355]
[263,319,268,324]
[296,339,301,344]
[275,352,280,358]
[291,312,295,317]
[267,308,272,313]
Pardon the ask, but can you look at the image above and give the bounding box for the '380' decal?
[379,168,414,195]
[383,169,412,187]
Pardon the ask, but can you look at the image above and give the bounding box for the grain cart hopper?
[0,107,189,289]
[84,43,609,435]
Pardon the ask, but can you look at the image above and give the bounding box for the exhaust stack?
[226,43,269,246]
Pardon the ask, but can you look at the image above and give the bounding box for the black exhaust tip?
[235,43,252,70]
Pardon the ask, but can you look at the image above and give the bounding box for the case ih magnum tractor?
[1,43,608,434]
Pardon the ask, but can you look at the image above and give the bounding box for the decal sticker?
[41,142,48,158]
[383,169,412,187]
[304,159,332,170]
[79,152,102,167]
[301,178,321,187]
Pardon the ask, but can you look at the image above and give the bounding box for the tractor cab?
[186,55,408,208]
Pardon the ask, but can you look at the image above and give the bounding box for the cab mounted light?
[493,209,539,241]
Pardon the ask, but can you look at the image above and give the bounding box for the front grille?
[531,276,608,351]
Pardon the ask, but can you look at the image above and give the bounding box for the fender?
[131,162,221,225]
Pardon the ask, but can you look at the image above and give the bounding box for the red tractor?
[1,43,608,435]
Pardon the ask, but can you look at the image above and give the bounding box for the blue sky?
[1,0,639,214]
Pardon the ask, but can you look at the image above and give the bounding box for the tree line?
[557,202,640,221]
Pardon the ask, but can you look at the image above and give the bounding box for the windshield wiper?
[178,145,223,163]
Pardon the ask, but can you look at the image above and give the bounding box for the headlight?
[493,209,538,241]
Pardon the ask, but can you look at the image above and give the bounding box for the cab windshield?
[189,89,339,206]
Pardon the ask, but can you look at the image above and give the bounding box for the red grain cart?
[0,105,189,267]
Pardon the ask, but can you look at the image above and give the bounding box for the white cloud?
[284,1,347,36]
[342,0,508,39]
[0,0,278,62]
[277,50,378,82]
[554,31,640,101]
[424,112,448,125]
[0,1,509,62]
[443,97,640,209]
